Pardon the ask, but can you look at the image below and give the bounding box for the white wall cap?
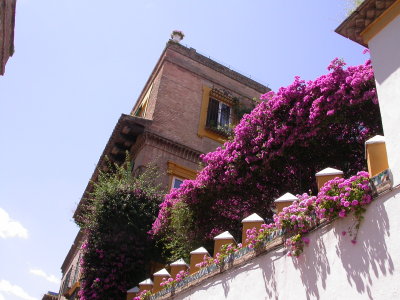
[275,192,298,203]
[170,258,188,266]
[213,231,234,240]
[366,135,385,145]
[127,286,139,293]
[315,167,344,176]
[153,268,170,277]
[241,213,264,223]
[190,247,209,255]
[139,278,153,285]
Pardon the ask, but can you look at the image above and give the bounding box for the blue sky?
[0,1,365,299]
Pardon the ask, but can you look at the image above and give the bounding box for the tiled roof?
[335,0,397,47]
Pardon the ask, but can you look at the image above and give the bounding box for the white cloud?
[0,280,37,300]
[0,208,28,239]
[0,293,5,300]
[29,269,60,285]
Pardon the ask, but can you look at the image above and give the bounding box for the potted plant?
[171,30,185,43]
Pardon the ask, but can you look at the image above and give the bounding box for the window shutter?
[206,98,219,128]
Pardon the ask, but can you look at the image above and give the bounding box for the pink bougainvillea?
[274,171,371,256]
[152,58,381,255]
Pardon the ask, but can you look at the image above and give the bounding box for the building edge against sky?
[0,0,16,75]
[56,37,269,300]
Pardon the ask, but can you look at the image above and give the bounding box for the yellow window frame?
[197,86,235,143]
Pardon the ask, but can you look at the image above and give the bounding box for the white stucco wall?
[369,14,400,187]
[172,188,400,300]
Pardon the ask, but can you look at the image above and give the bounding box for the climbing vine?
[153,58,382,260]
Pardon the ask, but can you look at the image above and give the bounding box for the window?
[198,87,235,142]
[167,161,197,190]
[205,98,232,132]
[61,268,72,295]
[135,102,147,117]
[133,83,153,118]
[172,176,184,189]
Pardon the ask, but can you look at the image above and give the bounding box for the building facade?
[137,2,400,299]
[0,0,16,75]
[57,39,268,299]
[336,0,400,187]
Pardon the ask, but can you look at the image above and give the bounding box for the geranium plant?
[134,289,152,300]
[160,270,189,289]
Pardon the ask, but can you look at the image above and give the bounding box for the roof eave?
[335,0,397,47]
[73,114,151,221]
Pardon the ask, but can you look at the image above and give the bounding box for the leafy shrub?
[78,160,164,300]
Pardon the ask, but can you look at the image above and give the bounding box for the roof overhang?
[73,114,151,221]
[335,0,398,47]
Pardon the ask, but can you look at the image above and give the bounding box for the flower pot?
[171,33,183,43]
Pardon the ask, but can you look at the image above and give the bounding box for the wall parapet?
[150,235,284,300]
[144,183,399,300]
[133,166,394,299]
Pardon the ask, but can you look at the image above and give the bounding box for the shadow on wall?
[260,250,283,300]
[192,249,285,299]
[292,228,331,300]
[334,193,394,300]
[288,193,394,300]
[173,194,395,300]
[257,193,394,300]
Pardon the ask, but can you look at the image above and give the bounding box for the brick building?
[57,38,268,300]
[0,0,16,75]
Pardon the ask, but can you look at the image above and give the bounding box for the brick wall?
[146,45,267,153]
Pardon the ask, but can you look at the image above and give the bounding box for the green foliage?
[232,97,256,121]
[346,0,365,15]
[158,202,196,262]
[79,158,165,300]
